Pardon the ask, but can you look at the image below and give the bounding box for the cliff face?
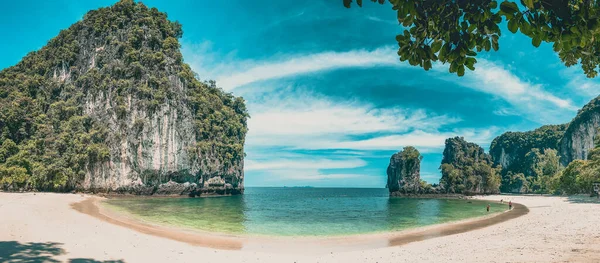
[489,96,600,172]
[387,146,422,196]
[489,124,566,174]
[0,0,247,195]
[440,137,500,194]
[559,96,600,166]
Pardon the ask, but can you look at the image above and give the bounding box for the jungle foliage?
[344,0,600,77]
[0,0,248,191]
[439,137,502,194]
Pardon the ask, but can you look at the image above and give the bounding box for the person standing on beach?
[487,204,490,212]
[508,201,512,210]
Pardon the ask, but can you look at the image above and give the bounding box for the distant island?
[387,96,600,197]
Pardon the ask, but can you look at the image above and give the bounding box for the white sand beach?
[0,193,599,263]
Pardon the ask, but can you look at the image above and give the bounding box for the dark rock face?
[387,146,422,196]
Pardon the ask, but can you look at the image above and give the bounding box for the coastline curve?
[71,197,529,252]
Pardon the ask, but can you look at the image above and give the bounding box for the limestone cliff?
[387,146,422,196]
[489,124,566,175]
[559,96,600,166]
[440,137,501,194]
[0,0,247,195]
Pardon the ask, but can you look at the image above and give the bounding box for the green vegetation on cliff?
[557,136,600,195]
[489,124,566,174]
[500,148,561,194]
[0,0,248,192]
[387,146,423,195]
[439,137,501,194]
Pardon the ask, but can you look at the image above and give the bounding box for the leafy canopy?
[344,0,600,77]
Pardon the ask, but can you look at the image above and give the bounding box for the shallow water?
[104,187,506,236]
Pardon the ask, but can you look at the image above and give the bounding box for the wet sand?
[1,193,598,262]
[71,197,244,250]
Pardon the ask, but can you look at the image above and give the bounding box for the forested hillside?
[0,0,248,195]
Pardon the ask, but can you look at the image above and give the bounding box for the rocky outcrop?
[440,137,500,194]
[489,96,600,171]
[489,124,566,174]
[0,0,247,196]
[559,96,600,166]
[387,146,422,196]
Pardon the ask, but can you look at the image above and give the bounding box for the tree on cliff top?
[344,0,600,78]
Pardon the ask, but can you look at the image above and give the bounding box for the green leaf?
[457,65,465,76]
[519,20,531,35]
[532,35,542,47]
[431,40,443,53]
[467,50,477,56]
[450,61,458,73]
[465,57,477,71]
[508,18,518,33]
[424,60,432,71]
[489,1,498,9]
[466,57,477,67]
[343,0,352,8]
[523,0,534,8]
[570,27,580,34]
[492,40,499,51]
[484,40,491,51]
[552,41,562,52]
[500,1,519,14]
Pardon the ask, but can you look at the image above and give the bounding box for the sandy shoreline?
[72,196,527,253]
[1,193,599,262]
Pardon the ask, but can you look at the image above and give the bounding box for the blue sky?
[2,1,600,188]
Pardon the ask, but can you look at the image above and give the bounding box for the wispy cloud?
[186,45,400,91]
[244,87,497,153]
[245,158,367,171]
[184,42,575,125]
[312,128,498,151]
[259,169,378,183]
[437,59,578,122]
[245,88,468,151]
[246,88,460,138]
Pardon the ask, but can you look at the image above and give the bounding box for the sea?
[103,187,506,236]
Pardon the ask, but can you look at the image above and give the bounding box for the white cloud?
[563,71,600,98]
[243,88,496,152]
[295,128,498,152]
[245,158,367,171]
[283,172,370,181]
[260,169,376,182]
[493,108,519,116]
[437,59,578,122]
[183,43,574,117]
[185,45,400,91]
[246,88,460,140]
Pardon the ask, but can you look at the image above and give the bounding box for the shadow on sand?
[567,195,600,204]
[0,241,125,263]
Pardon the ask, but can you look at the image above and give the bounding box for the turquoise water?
[104,187,506,236]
